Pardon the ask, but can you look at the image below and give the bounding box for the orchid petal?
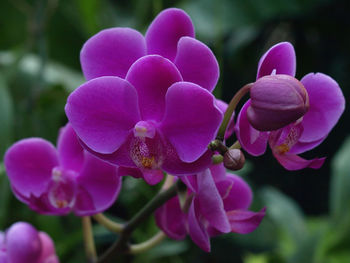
[162,141,212,176]
[218,174,253,211]
[80,28,146,80]
[65,76,141,154]
[118,166,164,185]
[79,134,136,168]
[75,153,121,215]
[174,37,219,92]
[57,123,84,172]
[235,100,269,156]
[160,82,222,163]
[126,55,182,121]
[227,208,266,234]
[196,169,231,233]
[188,200,211,252]
[296,73,345,147]
[4,138,58,198]
[257,42,296,79]
[273,152,326,170]
[38,232,58,263]
[209,163,227,183]
[146,8,194,61]
[155,196,187,240]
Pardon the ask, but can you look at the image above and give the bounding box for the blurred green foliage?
[0,0,349,262]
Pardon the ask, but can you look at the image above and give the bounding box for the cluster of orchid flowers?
[1,8,345,262]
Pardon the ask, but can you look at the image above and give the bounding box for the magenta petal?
[235,100,269,156]
[142,169,164,185]
[218,174,253,211]
[80,135,136,168]
[180,174,197,192]
[126,55,182,121]
[146,8,195,61]
[188,200,211,252]
[7,222,42,263]
[289,137,325,155]
[57,123,84,172]
[297,73,345,146]
[209,163,227,183]
[162,141,212,176]
[4,138,58,198]
[155,196,187,240]
[257,42,296,79]
[227,208,266,234]
[74,186,95,215]
[196,169,231,233]
[75,153,121,215]
[119,166,164,185]
[273,152,326,170]
[38,232,58,263]
[65,76,141,154]
[174,37,219,92]
[160,82,222,162]
[0,251,6,263]
[80,28,146,80]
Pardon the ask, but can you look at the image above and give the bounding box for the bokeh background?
[0,0,349,262]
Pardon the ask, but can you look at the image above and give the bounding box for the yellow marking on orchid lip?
[275,143,290,154]
[135,126,147,133]
[141,156,155,169]
[56,200,68,208]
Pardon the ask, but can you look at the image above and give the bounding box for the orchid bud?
[223,149,245,171]
[247,74,309,131]
[6,222,42,263]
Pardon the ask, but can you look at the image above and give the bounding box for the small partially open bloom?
[155,164,265,252]
[248,74,309,131]
[236,42,345,170]
[1,222,59,263]
[4,124,121,216]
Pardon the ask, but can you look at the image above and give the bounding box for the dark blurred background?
[0,0,349,262]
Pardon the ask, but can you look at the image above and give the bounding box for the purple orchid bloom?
[66,9,224,181]
[4,123,121,216]
[155,164,265,252]
[235,42,345,170]
[1,222,59,263]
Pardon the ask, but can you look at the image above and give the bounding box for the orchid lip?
[130,136,164,171]
[48,168,77,209]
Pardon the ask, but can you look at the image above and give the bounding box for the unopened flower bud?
[247,74,309,131]
[223,149,245,171]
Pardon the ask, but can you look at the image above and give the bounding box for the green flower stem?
[97,180,184,263]
[92,213,124,233]
[82,216,97,263]
[128,231,167,254]
[216,83,253,141]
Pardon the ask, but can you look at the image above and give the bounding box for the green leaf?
[330,136,350,221]
[0,73,14,157]
[260,187,307,245]
[0,165,11,227]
